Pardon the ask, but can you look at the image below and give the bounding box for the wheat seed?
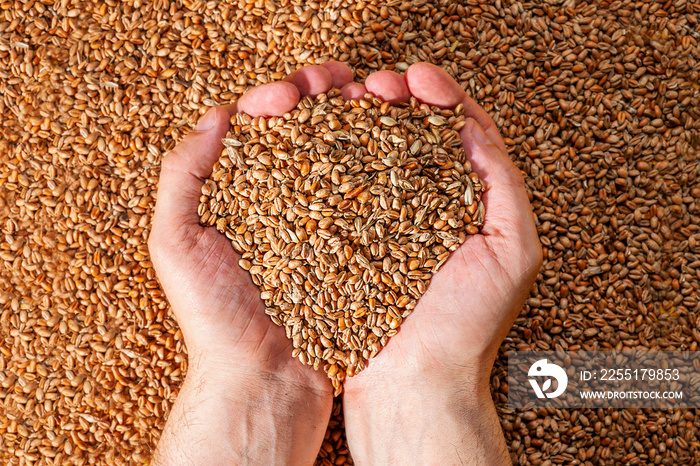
[199,91,484,394]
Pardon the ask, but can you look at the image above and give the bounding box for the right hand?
[149,62,356,465]
[342,63,542,465]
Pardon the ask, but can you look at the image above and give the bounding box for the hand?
[342,63,542,465]
[149,62,355,465]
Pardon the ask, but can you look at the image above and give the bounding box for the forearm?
[153,368,332,466]
[344,374,510,466]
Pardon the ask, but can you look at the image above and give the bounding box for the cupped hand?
[149,66,350,389]
[149,63,353,464]
[344,62,542,391]
[149,60,540,464]
[342,63,542,465]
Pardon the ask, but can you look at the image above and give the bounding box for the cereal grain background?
[0,0,698,464]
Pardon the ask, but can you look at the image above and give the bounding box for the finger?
[237,82,301,117]
[341,82,368,101]
[321,61,354,88]
[154,82,301,236]
[222,102,238,116]
[364,70,411,104]
[461,118,536,244]
[283,65,333,97]
[152,106,230,237]
[405,62,463,107]
[405,62,506,153]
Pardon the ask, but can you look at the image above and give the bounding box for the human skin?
[148,70,335,465]
[343,63,542,465]
[149,62,541,465]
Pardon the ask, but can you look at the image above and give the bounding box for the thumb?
[461,118,537,244]
[151,106,230,244]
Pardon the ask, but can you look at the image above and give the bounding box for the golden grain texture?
[199,91,483,395]
[0,0,699,464]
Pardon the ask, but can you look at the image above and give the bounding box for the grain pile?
[0,0,698,464]
[199,91,483,394]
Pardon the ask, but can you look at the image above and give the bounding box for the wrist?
[188,342,334,399]
[343,338,495,400]
[344,364,494,422]
[343,354,509,466]
[154,354,333,465]
[188,359,333,408]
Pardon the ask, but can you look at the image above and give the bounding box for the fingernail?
[195,107,218,131]
[466,118,490,145]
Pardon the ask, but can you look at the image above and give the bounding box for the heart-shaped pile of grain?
[199,90,484,394]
